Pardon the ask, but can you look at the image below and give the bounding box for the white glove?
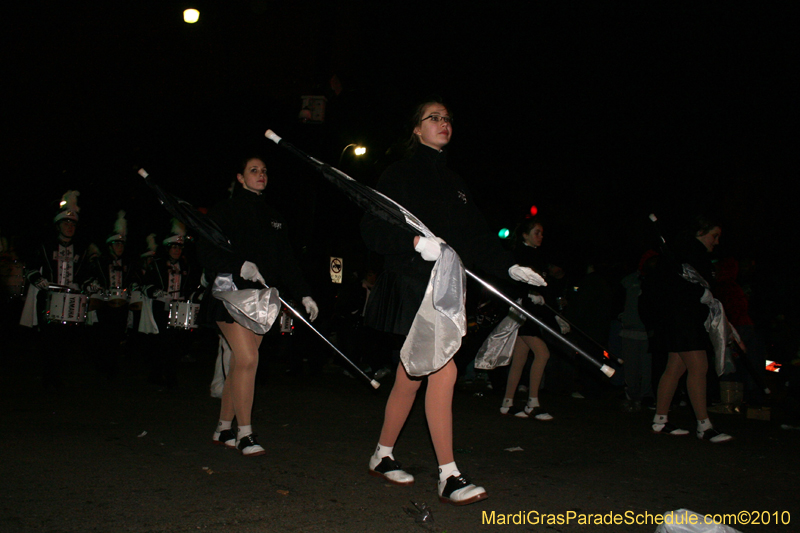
[700,288,714,305]
[34,278,50,290]
[528,292,545,305]
[240,261,265,285]
[555,316,571,334]
[508,265,547,287]
[414,236,445,262]
[302,296,319,322]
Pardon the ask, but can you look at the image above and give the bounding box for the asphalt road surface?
[2,326,798,533]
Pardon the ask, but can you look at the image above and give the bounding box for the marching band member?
[21,191,95,388]
[140,220,198,388]
[87,210,133,380]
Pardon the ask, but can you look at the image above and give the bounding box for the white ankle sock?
[501,398,513,408]
[375,443,393,459]
[653,414,668,425]
[217,420,233,432]
[526,397,540,409]
[237,425,253,439]
[438,462,460,481]
[697,418,712,432]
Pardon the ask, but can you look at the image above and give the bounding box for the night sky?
[3,2,798,282]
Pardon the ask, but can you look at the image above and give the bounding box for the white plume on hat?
[87,243,100,261]
[106,210,128,243]
[163,218,187,245]
[141,233,158,258]
[54,190,81,223]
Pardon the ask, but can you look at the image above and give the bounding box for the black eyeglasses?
[421,114,452,124]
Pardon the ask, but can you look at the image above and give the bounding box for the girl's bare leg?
[217,321,263,426]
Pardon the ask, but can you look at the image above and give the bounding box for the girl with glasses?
[361,99,546,505]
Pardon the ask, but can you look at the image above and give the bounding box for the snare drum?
[46,287,88,325]
[107,287,129,308]
[168,301,200,330]
[88,291,106,311]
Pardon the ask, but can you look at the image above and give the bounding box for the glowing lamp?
[498,228,510,239]
[183,9,200,23]
[530,205,538,216]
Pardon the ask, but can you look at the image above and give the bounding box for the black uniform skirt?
[517,303,560,344]
[198,284,235,328]
[658,296,711,353]
[364,270,428,336]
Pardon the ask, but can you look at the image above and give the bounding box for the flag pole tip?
[265,130,281,144]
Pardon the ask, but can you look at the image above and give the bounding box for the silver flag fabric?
[680,264,737,376]
[473,307,526,370]
[400,244,467,377]
[212,274,281,335]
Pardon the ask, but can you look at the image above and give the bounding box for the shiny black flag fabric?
[264,131,430,238]
[138,169,234,254]
[138,167,379,388]
[264,130,616,378]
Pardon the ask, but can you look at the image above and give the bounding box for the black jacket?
[25,236,94,289]
[90,253,134,290]
[360,145,514,334]
[141,256,197,299]
[197,186,311,301]
[360,145,513,282]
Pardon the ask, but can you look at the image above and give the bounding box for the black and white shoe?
[652,422,689,436]
[514,405,554,421]
[697,427,733,443]
[500,398,513,415]
[438,474,488,506]
[236,434,266,456]
[212,429,237,449]
[368,455,414,485]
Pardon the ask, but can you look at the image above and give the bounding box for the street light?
[184,9,199,23]
[339,143,367,165]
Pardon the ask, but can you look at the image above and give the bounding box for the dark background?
[2,2,798,281]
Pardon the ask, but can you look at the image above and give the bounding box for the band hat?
[141,233,158,258]
[105,210,128,243]
[163,218,186,246]
[53,190,80,223]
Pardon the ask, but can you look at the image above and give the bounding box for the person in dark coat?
[361,99,546,506]
[642,215,732,443]
[198,156,318,457]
